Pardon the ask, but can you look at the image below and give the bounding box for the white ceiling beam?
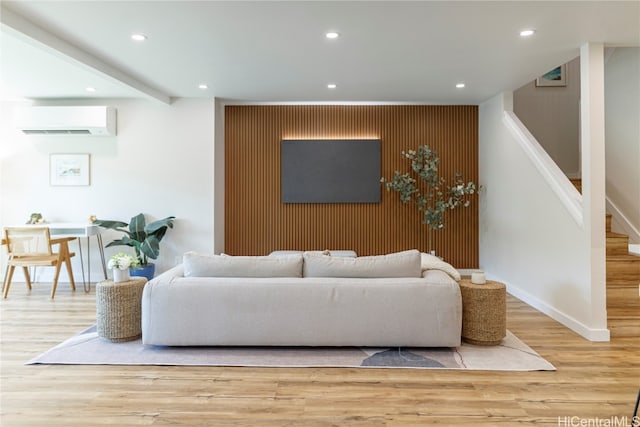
[1,6,171,105]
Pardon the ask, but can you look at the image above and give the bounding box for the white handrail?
[502,111,583,226]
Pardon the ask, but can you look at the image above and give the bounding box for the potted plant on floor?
[94,213,175,280]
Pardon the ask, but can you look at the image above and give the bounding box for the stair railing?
[503,111,583,226]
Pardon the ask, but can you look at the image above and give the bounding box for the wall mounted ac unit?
[15,106,116,136]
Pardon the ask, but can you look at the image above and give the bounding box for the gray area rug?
[27,326,555,371]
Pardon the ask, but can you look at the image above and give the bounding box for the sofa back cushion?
[303,249,421,278]
[183,252,303,278]
[270,250,357,258]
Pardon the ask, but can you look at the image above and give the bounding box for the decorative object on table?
[107,252,139,283]
[458,279,507,346]
[88,214,97,223]
[93,213,175,280]
[381,145,476,252]
[26,212,46,224]
[96,277,148,342]
[471,270,486,285]
[49,153,90,186]
[112,269,129,283]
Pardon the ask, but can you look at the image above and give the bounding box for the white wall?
[0,98,215,282]
[513,57,581,178]
[479,92,608,341]
[605,47,640,243]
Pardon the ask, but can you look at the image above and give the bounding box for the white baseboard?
[606,196,640,244]
[505,282,610,342]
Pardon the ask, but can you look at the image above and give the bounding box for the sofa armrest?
[148,264,184,285]
[142,264,184,344]
[422,266,460,282]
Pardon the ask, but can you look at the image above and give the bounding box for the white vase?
[113,268,130,283]
[471,271,486,285]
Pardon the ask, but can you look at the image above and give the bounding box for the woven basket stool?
[458,279,506,346]
[96,277,147,342]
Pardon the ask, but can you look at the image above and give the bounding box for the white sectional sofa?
[141,250,463,347]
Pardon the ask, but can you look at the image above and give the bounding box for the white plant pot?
[113,268,130,283]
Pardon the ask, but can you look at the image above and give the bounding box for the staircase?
[605,213,640,337]
[571,179,640,337]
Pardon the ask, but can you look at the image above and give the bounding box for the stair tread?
[607,231,629,238]
[607,253,640,260]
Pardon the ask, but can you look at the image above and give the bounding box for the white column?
[580,42,609,337]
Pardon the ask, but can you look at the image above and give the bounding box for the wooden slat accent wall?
[225,105,478,268]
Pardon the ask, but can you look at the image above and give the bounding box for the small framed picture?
[536,64,567,87]
[50,153,90,186]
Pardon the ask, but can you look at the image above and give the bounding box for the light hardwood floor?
[1,282,639,426]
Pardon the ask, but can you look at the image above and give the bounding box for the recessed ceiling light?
[327,83,337,89]
[456,83,465,89]
[85,87,96,92]
[198,84,208,90]
[325,32,339,39]
[131,33,147,41]
[519,29,535,37]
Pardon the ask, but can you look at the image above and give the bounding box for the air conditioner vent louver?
[23,129,92,135]
[16,106,116,136]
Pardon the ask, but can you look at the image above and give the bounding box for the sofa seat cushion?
[183,252,303,278]
[303,249,421,278]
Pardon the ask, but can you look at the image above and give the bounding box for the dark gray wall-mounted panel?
[282,139,381,203]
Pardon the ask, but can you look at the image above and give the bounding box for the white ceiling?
[1,1,639,104]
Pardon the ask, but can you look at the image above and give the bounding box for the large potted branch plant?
[94,213,175,280]
[381,145,476,254]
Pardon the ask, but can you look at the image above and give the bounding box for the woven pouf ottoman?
[458,279,506,346]
[96,277,147,342]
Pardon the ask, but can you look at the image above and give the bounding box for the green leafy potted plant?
[94,213,175,280]
[381,145,476,253]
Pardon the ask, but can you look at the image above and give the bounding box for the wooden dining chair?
[2,227,76,299]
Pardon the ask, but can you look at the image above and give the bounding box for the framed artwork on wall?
[536,64,567,87]
[50,153,90,186]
